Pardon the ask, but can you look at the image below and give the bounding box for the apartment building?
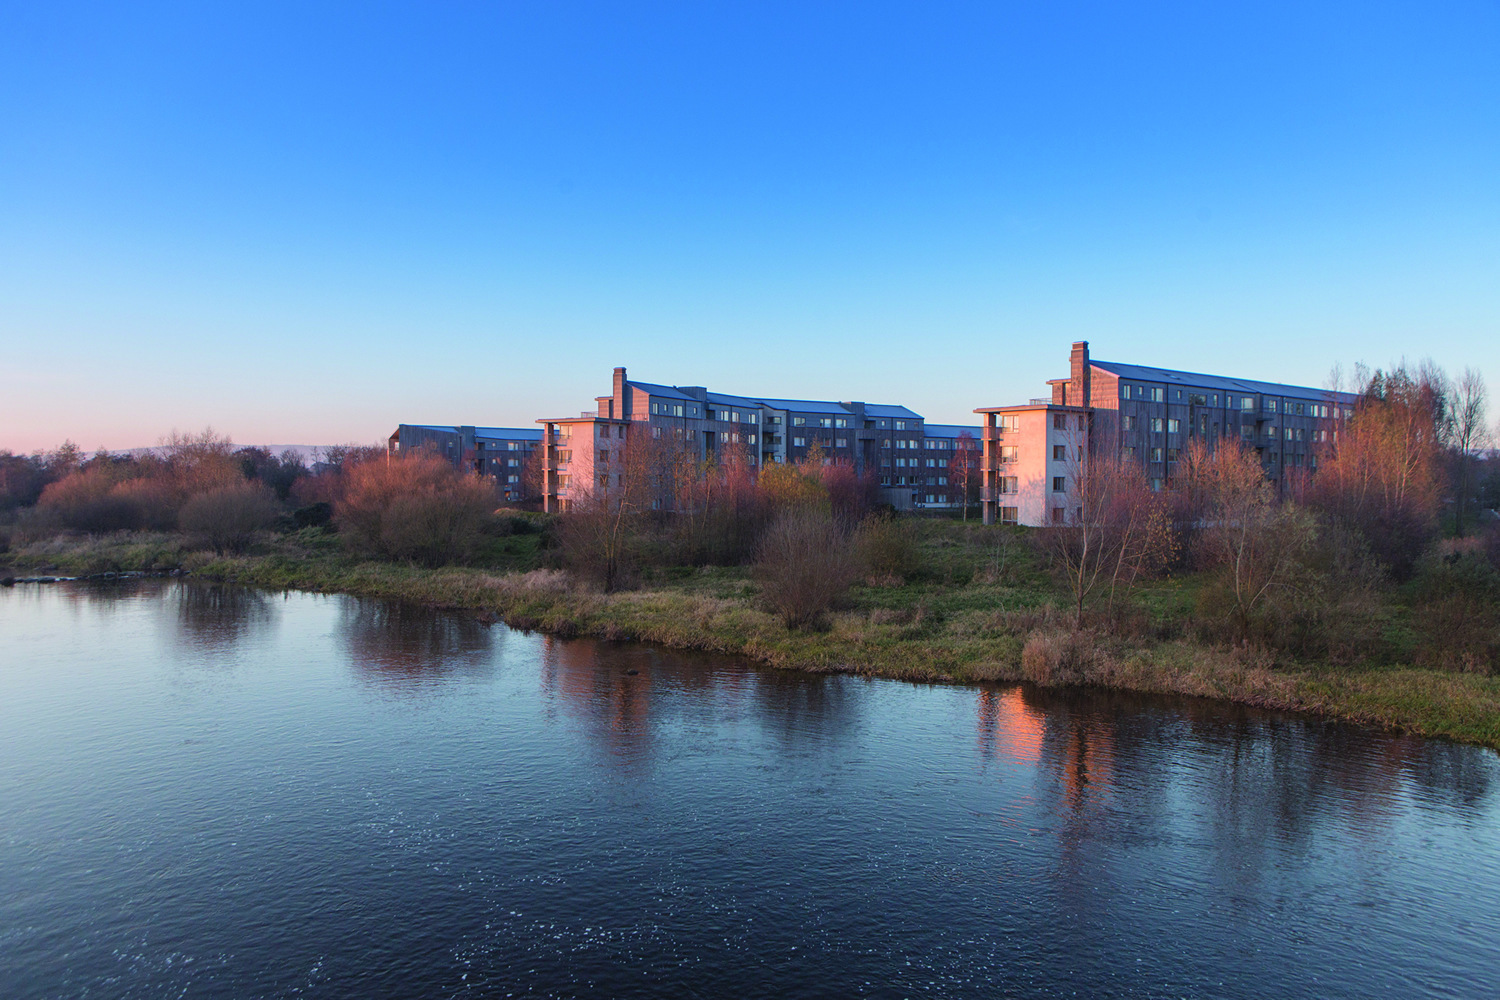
[977,342,1358,526]
[538,367,980,512]
[386,424,542,502]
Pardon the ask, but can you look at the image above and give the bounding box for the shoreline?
[6,537,1499,750]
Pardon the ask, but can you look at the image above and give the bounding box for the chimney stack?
[613,366,627,419]
[1070,342,1091,407]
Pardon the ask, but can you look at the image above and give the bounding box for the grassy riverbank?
[6,522,1499,749]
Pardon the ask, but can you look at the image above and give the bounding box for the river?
[1,579,1497,998]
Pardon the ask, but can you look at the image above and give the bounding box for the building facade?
[977,342,1358,527]
[539,367,981,513]
[387,424,542,503]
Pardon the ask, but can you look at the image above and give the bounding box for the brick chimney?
[1069,342,1091,407]
[613,366,627,419]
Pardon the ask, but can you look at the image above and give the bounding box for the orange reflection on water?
[977,687,1045,765]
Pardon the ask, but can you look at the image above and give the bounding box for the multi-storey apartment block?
[977,342,1358,526]
[386,424,542,502]
[538,367,980,512]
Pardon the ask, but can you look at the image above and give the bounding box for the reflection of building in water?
[977,687,1045,766]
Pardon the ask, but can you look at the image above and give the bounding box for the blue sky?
[2,1,1497,451]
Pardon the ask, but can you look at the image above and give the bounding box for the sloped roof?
[475,427,543,441]
[626,380,697,401]
[863,403,924,419]
[1091,360,1358,403]
[922,423,982,438]
[750,397,854,414]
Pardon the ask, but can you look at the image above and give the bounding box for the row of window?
[1121,383,1349,419]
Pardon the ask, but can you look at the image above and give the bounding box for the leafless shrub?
[179,484,279,554]
[338,452,496,566]
[754,508,859,630]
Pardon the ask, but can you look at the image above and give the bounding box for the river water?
[1,580,1497,999]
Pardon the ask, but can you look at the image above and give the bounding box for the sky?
[2,1,1498,453]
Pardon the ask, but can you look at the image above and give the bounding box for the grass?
[5,519,1499,749]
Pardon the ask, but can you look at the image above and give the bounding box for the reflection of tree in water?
[749,670,860,746]
[339,599,495,690]
[173,582,275,652]
[984,682,1497,929]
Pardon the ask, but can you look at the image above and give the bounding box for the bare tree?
[1043,429,1174,629]
[1190,441,1315,640]
[1451,367,1489,537]
[951,431,981,520]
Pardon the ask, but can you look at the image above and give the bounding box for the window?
[880,439,890,449]
[718,410,730,422]
[1150,478,1163,491]
[1294,402,1306,416]
[1240,426,1253,440]
[937,476,948,486]
[937,458,948,468]
[999,476,1018,494]
[1167,419,1180,433]
[1150,417,1165,433]
[925,458,936,468]
[1124,446,1136,459]
[792,417,806,426]
[1167,448,1178,462]
[652,426,662,440]
[1151,447,1163,462]
[1051,507,1065,524]
[507,475,519,484]
[895,458,907,468]
[895,420,907,430]
[1264,425,1276,440]
[1122,385,1132,399]
[925,495,936,504]
[1241,396,1255,411]
[793,436,806,447]
[1266,399,1279,413]
[749,434,758,445]
[1151,387,1164,402]
[1123,415,1137,431]
[1188,393,1207,406]
[819,418,833,428]
[597,474,609,488]
[1054,414,1066,430]
[999,446,1018,463]
[999,415,1019,431]
[1000,507,1019,525]
[1285,427,1294,440]
[1052,476,1066,493]
[507,442,519,451]
[507,458,519,467]
[835,418,848,429]
[896,439,908,449]
[1053,444,1066,461]
[597,449,609,462]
